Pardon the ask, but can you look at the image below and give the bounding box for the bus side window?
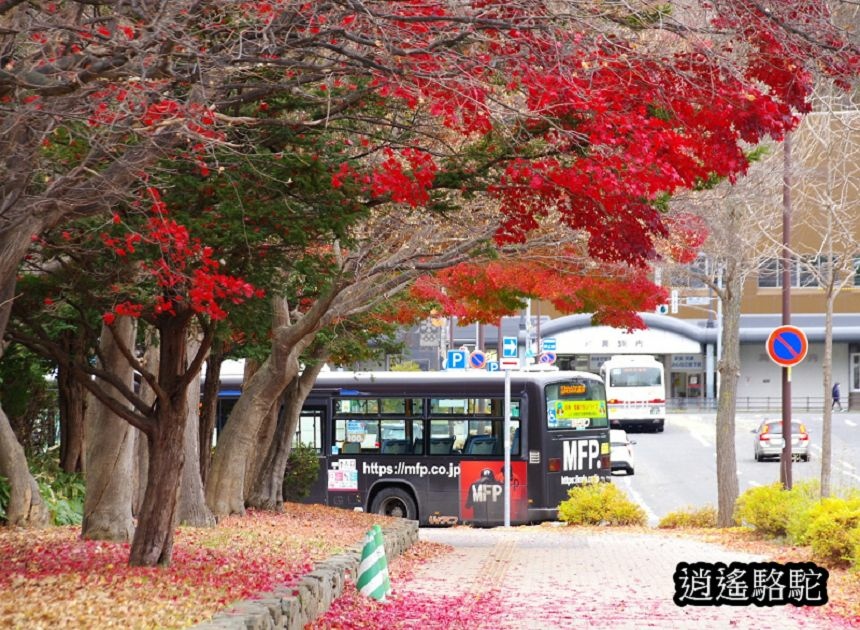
[429,436,455,454]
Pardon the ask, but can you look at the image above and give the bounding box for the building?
[393,110,860,411]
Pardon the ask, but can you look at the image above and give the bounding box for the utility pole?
[780,134,794,489]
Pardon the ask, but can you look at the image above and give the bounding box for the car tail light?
[607,399,622,405]
[600,453,611,470]
[548,457,561,472]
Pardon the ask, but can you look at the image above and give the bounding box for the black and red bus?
[291,369,610,526]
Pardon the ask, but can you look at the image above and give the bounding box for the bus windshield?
[608,367,662,387]
[545,378,608,430]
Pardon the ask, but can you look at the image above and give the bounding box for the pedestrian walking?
[832,382,843,411]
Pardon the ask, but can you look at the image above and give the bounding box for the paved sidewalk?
[405,526,838,630]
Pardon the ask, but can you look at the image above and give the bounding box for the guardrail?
[667,397,831,413]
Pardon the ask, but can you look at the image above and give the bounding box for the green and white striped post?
[356,524,391,600]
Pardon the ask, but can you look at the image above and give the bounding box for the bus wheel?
[370,488,417,520]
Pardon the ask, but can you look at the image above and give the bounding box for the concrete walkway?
[404,526,839,629]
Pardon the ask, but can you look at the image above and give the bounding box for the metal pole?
[504,367,511,527]
[716,267,723,397]
[781,134,793,489]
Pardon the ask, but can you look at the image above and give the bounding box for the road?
[613,410,860,525]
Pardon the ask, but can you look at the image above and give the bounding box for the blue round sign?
[766,325,807,367]
[469,350,487,369]
[538,351,557,365]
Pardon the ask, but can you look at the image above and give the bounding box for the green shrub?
[0,448,85,526]
[283,443,321,502]
[0,475,9,523]
[31,449,86,526]
[733,480,817,537]
[804,497,860,568]
[658,505,717,529]
[558,481,646,526]
[784,480,827,545]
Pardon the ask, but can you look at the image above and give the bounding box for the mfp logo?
[563,439,601,471]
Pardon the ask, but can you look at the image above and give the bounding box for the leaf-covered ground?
[0,504,393,629]
[2,508,858,629]
[315,525,860,629]
[667,526,860,627]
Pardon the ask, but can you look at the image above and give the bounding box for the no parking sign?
[469,350,487,369]
[766,325,808,368]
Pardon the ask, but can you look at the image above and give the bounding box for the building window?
[797,255,820,288]
[758,256,823,288]
[852,353,860,392]
[854,255,860,287]
[758,258,780,288]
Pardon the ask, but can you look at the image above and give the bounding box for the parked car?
[610,429,635,475]
[752,420,810,462]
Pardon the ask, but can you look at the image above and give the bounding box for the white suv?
[610,429,635,475]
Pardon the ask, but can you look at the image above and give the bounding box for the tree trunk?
[0,276,50,527]
[0,404,50,526]
[820,291,835,498]
[715,268,742,527]
[57,328,88,473]
[129,316,191,566]
[242,360,273,499]
[133,343,158,517]
[198,344,225,486]
[206,297,319,517]
[57,366,86,474]
[205,350,304,516]
[177,336,215,527]
[130,403,187,565]
[244,402,279,500]
[82,316,137,542]
[247,356,327,510]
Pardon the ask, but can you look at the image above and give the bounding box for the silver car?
[752,420,810,462]
[610,429,635,475]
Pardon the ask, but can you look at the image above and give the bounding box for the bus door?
[293,404,329,506]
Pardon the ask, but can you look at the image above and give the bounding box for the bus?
[290,370,610,526]
[599,355,666,432]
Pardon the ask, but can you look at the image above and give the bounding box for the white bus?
[599,355,666,432]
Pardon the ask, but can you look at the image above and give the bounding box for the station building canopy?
[538,314,712,355]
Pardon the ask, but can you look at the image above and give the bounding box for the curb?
[191,518,419,630]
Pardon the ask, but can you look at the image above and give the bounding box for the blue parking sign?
[447,349,467,370]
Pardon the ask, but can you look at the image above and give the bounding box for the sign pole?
[765,322,807,491]
[781,134,793,490]
[504,367,511,528]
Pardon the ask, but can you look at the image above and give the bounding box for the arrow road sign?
[766,325,808,367]
[502,336,518,358]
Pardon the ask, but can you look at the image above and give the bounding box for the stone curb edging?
[190,518,419,630]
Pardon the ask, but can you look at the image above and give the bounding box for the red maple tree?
[2,1,858,566]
